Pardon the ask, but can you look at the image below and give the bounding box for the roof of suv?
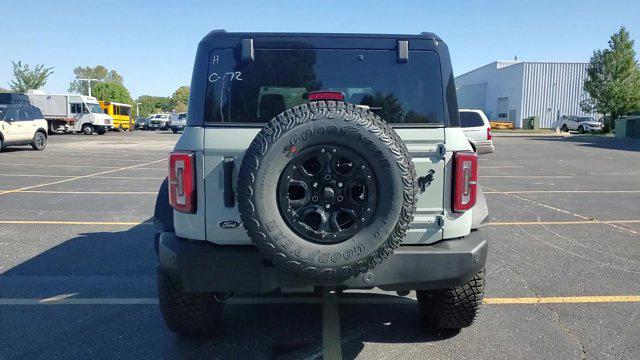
[201,30,441,42]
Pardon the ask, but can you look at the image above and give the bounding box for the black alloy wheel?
[277,145,377,244]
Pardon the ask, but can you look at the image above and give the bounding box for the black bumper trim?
[158,232,487,293]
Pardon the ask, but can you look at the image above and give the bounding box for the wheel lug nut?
[332,234,337,239]
[361,165,365,170]
[337,182,343,188]
[325,204,331,209]
[312,196,319,202]
[332,149,337,153]
[366,175,371,179]
[324,174,331,181]
[366,208,371,212]
[313,182,318,187]
[292,166,296,170]
[320,149,325,153]
[337,195,343,202]
[360,217,365,221]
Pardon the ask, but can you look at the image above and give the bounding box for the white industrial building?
[455,61,596,128]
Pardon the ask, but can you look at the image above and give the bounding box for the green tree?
[0,87,9,93]
[582,27,640,129]
[171,86,190,112]
[91,82,133,104]
[136,95,172,117]
[8,61,54,93]
[68,65,124,94]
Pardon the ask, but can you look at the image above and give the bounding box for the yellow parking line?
[0,159,165,196]
[486,190,640,194]
[484,295,640,304]
[0,220,152,226]
[0,295,638,306]
[488,220,640,226]
[480,175,573,178]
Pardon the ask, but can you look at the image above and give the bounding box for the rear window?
[459,111,485,127]
[204,48,445,125]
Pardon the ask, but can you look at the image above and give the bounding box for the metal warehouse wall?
[521,62,595,128]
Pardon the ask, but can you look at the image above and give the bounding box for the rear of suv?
[154,31,489,336]
[459,109,494,154]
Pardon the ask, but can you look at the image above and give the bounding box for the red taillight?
[453,151,478,212]
[168,151,196,213]
[307,91,345,101]
[487,127,492,140]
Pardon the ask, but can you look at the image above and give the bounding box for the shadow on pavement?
[531,135,640,152]
[1,221,456,359]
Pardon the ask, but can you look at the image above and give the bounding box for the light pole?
[136,103,141,117]
[77,78,100,96]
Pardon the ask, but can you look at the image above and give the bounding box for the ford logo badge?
[218,220,241,229]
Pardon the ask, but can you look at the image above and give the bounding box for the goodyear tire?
[158,268,224,335]
[417,268,485,330]
[237,101,418,280]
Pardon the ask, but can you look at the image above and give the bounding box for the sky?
[1,0,638,99]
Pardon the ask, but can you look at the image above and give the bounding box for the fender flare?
[153,178,174,232]
[471,185,489,230]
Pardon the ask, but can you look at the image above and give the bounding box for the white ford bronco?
[154,31,489,336]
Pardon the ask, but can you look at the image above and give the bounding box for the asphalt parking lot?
[0,131,639,359]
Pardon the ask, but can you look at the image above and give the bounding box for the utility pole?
[77,78,100,96]
[136,103,141,117]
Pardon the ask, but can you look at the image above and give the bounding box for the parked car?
[134,117,150,130]
[558,115,603,134]
[154,31,489,336]
[459,109,494,154]
[148,114,171,130]
[0,103,48,152]
[169,112,187,133]
[27,92,113,135]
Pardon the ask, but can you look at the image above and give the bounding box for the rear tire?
[82,124,94,135]
[578,126,585,134]
[157,267,224,336]
[172,128,178,134]
[31,131,47,151]
[561,124,568,132]
[416,268,485,330]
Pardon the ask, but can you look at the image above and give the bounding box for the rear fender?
[471,185,489,229]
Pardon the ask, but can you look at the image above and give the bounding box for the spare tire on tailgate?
[238,101,418,280]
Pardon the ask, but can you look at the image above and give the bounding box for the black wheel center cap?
[322,187,335,202]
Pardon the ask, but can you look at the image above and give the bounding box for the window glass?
[30,107,43,119]
[4,108,18,121]
[459,111,485,127]
[205,49,444,124]
[18,108,31,121]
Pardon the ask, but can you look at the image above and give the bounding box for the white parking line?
[0,163,166,171]
[322,288,342,360]
[0,174,165,180]
[0,159,165,196]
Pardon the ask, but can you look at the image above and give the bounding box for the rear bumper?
[475,141,495,155]
[157,231,488,293]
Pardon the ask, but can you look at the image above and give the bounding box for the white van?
[27,93,113,135]
[459,109,494,154]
